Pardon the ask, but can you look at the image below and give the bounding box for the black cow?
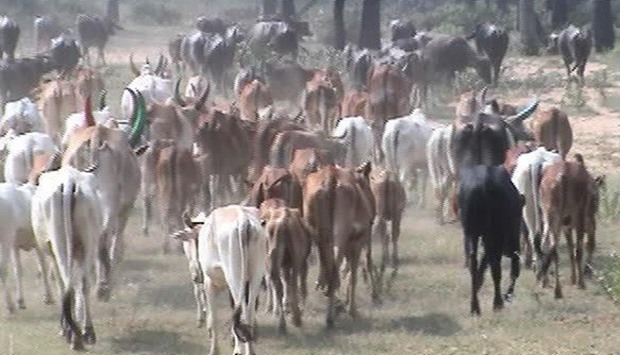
[0,16,20,62]
[458,164,523,315]
[196,16,227,35]
[466,23,509,85]
[248,21,302,60]
[422,34,491,85]
[0,55,54,105]
[343,44,374,90]
[50,33,81,77]
[34,15,64,53]
[390,19,416,42]
[554,25,592,83]
[75,14,118,66]
[264,59,312,103]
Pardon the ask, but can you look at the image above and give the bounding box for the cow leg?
[585,230,596,277]
[79,277,96,345]
[205,280,219,355]
[96,238,112,302]
[505,252,520,301]
[391,214,402,279]
[553,249,562,299]
[35,246,54,305]
[418,169,427,208]
[467,235,481,316]
[142,192,152,237]
[0,244,16,314]
[270,268,286,333]
[10,248,25,309]
[489,253,503,311]
[318,241,337,328]
[287,267,302,327]
[575,226,586,289]
[193,283,206,328]
[565,228,577,285]
[345,248,360,318]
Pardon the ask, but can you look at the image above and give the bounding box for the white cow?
[121,64,173,120]
[32,166,104,350]
[332,116,373,168]
[0,183,54,315]
[511,146,562,267]
[0,97,44,136]
[2,132,57,184]
[426,124,456,224]
[382,109,440,206]
[60,107,114,147]
[173,205,266,355]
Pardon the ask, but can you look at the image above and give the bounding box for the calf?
[557,25,592,83]
[529,107,573,159]
[0,183,54,315]
[458,165,523,315]
[260,199,312,333]
[173,205,266,355]
[538,154,601,297]
[32,166,105,350]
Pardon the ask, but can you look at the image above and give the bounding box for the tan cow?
[238,79,273,121]
[341,89,368,118]
[38,79,77,142]
[260,198,312,333]
[538,154,602,298]
[529,107,573,159]
[303,162,375,326]
[245,166,302,210]
[303,69,344,132]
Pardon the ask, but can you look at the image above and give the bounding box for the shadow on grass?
[387,312,461,336]
[111,329,202,354]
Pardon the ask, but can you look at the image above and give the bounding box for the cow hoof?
[554,289,563,299]
[578,282,586,290]
[293,315,302,328]
[71,338,85,352]
[584,265,593,278]
[17,299,26,310]
[83,326,96,345]
[503,293,514,302]
[493,301,504,311]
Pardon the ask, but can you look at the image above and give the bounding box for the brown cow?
[238,79,273,121]
[369,169,406,279]
[270,130,345,169]
[303,82,339,133]
[365,63,411,161]
[245,166,302,210]
[530,107,573,159]
[260,199,312,333]
[538,154,602,298]
[341,89,368,118]
[289,148,335,187]
[503,142,536,175]
[144,139,200,253]
[38,79,78,143]
[250,117,305,181]
[303,162,375,326]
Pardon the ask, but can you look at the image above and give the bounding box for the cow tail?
[326,169,339,289]
[550,109,559,154]
[392,125,400,179]
[319,87,328,132]
[350,121,357,166]
[61,179,79,340]
[24,134,34,181]
[270,133,289,168]
[531,161,543,239]
[233,218,253,343]
[252,81,260,120]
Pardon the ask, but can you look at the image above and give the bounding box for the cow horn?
[43,150,62,173]
[84,95,96,127]
[508,98,539,122]
[129,54,140,77]
[82,162,99,173]
[154,54,165,75]
[124,87,139,125]
[174,78,186,107]
[292,109,304,123]
[133,144,149,156]
[128,90,147,147]
[331,130,347,140]
[99,89,107,110]
[194,82,210,112]
[478,86,488,107]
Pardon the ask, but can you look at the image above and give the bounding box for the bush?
[130,1,182,26]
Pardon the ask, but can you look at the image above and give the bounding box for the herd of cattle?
[0,10,606,355]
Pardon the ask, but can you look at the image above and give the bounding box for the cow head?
[174,78,211,128]
[503,98,538,141]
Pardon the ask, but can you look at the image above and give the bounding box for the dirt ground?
[3,24,620,355]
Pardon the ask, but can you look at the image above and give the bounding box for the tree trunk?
[334,0,346,50]
[359,0,381,50]
[592,0,615,52]
[280,0,297,21]
[496,0,508,12]
[106,0,119,23]
[261,0,278,18]
[519,0,540,55]
[549,0,568,29]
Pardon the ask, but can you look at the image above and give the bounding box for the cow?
[61,92,145,301]
[260,200,312,333]
[61,104,113,146]
[37,78,78,143]
[0,55,54,108]
[270,129,345,169]
[76,14,119,66]
[529,107,573,159]
[0,17,19,62]
[238,79,273,121]
[142,139,200,253]
[332,116,373,168]
[421,34,492,85]
[171,205,266,355]
[168,33,185,73]
[426,124,457,224]
[343,44,373,90]
[390,19,417,42]
[382,109,439,206]
[365,63,412,162]
[32,165,105,350]
[248,21,301,60]
[537,154,603,298]
[2,132,56,184]
[196,16,227,35]
[74,67,105,111]
[341,89,369,118]
[458,164,523,315]
[245,166,302,210]
[264,59,313,104]
[369,169,406,282]
[121,59,173,122]
[34,15,64,53]
[466,23,509,85]
[0,183,54,314]
[0,97,44,136]
[510,147,562,268]
[303,162,375,325]
[289,148,334,187]
[50,33,81,77]
[553,25,592,83]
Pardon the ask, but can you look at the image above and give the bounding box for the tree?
[549,0,568,29]
[280,0,297,20]
[359,0,381,50]
[106,0,119,23]
[592,0,615,52]
[261,0,278,18]
[519,0,540,55]
[334,0,346,50]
